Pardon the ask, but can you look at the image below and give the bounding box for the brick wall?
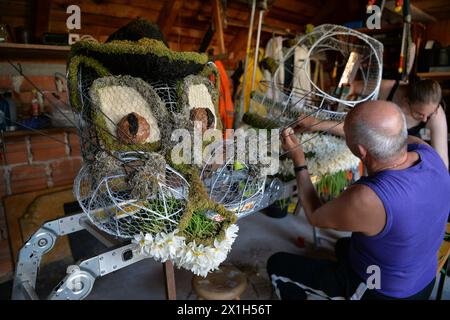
[0,128,82,281]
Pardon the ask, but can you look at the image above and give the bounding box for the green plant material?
[70,38,208,82]
[260,57,278,74]
[242,112,280,129]
[316,170,349,199]
[304,151,316,159]
[170,162,237,246]
[138,196,184,235]
[238,181,258,198]
[274,197,289,209]
[234,161,245,171]
[183,208,220,240]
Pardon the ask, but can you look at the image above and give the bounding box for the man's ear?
[356,144,367,160]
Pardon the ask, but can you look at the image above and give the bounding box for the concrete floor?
[82,210,449,300]
[86,210,315,300]
[3,209,449,300]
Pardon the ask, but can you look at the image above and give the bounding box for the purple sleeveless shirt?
[349,143,450,298]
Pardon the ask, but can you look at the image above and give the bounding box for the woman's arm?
[427,106,449,169]
[292,115,345,137]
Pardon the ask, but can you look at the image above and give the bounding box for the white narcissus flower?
[132,232,153,256]
[150,232,171,262]
[162,229,185,260]
[132,224,240,278]
[280,133,360,177]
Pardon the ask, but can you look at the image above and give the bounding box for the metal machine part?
[12,213,144,300]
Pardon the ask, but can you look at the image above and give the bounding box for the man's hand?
[281,127,305,166]
[292,114,318,133]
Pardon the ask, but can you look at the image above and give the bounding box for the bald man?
[267,101,450,300]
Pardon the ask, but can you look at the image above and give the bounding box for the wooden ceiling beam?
[212,0,226,54]
[52,0,159,22]
[157,0,184,39]
[312,0,339,25]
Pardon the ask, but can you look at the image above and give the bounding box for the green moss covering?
[67,55,110,111]
[170,162,237,246]
[260,57,279,74]
[199,63,221,99]
[70,38,208,82]
[242,112,280,129]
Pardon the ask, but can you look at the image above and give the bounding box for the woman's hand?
[281,127,305,166]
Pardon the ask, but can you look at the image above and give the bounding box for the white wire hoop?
[74,152,190,239]
[254,24,383,124]
[200,140,267,219]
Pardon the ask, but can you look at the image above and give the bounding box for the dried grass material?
[89,75,171,152]
[91,151,123,183]
[128,153,166,199]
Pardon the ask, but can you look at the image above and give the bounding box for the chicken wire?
[251,24,383,125]
[71,63,193,238]
[201,140,267,220]
[74,152,189,239]
[151,80,179,113]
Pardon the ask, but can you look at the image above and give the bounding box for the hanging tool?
[249,0,267,113]
[235,0,257,129]
[398,0,411,77]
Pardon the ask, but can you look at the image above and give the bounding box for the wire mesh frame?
[200,140,267,219]
[151,80,179,113]
[74,153,190,239]
[278,24,383,105]
[71,64,194,238]
[253,24,383,124]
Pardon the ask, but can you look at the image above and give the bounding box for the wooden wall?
[426,19,450,46]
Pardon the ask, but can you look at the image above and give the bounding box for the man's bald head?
[344,100,408,161]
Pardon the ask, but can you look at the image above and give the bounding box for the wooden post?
[212,0,226,55]
[163,261,176,300]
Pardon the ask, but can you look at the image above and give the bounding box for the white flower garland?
[132,224,239,277]
[280,133,360,177]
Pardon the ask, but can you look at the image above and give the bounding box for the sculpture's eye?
[89,76,168,152]
[95,85,160,144]
[178,75,220,132]
[186,83,217,131]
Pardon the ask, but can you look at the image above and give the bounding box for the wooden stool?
[436,223,450,300]
[192,265,247,300]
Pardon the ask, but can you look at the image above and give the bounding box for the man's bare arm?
[308,184,386,236]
